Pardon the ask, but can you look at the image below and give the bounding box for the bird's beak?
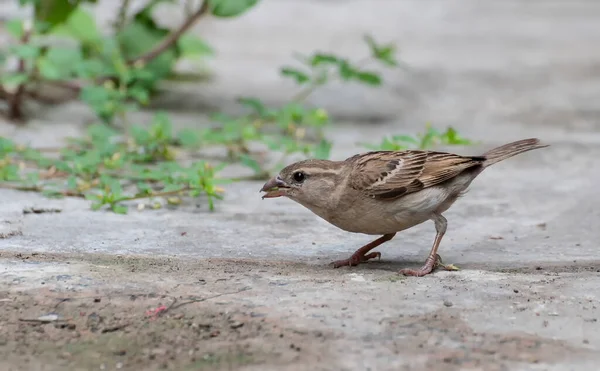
[260,175,290,199]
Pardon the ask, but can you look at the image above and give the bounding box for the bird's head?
[260,159,346,206]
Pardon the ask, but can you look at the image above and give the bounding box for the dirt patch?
[0,251,339,371]
[0,220,22,239]
[492,260,600,274]
[0,251,597,370]
[0,288,332,371]
[381,311,592,370]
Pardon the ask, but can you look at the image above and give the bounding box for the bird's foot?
[399,254,459,277]
[331,251,381,268]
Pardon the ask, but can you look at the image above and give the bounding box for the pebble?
[230,321,244,329]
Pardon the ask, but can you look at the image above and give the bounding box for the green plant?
[360,124,474,151]
[159,34,402,177]
[0,116,227,213]
[0,25,409,213]
[0,2,474,214]
[0,0,251,122]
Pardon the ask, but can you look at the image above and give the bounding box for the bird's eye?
[292,171,305,183]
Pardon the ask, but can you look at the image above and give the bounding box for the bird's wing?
[347,150,485,200]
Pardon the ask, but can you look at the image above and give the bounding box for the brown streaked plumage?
[260,138,548,277]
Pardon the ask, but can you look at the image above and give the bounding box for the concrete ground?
[1,0,600,370]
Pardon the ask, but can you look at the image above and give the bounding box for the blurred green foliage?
[361,125,474,151]
[1,0,422,213]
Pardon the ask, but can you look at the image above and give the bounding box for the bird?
[260,138,548,277]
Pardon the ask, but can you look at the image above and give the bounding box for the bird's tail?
[482,138,548,167]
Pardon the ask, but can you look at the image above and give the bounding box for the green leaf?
[0,138,16,156]
[5,19,24,39]
[337,62,381,86]
[309,53,339,67]
[127,86,150,105]
[176,129,201,148]
[46,46,83,64]
[11,44,41,60]
[313,139,332,160]
[238,97,269,116]
[74,59,106,79]
[67,175,78,190]
[239,154,262,174]
[177,34,214,58]
[90,202,103,211]
[111,204,128,214]
[337,60,354,80]
[391,135,419,145]
[384,142,405,151]
[353,71,381,86]
[130,125,151,145]
[241,124,259,140]
[35,0,78,28]
[274,104,304,131]
[118,21,177,85]
[151,112,173,136]
[209,0,260,17]
[80,85,112,105]
[305,108,329,127]
[80,85,121,123]
[280,67,310,85]
[0,164,20,181]
[24,172,40,185]
[260,136,282,151]
[87,122,119,142]
[50,7,100,44]
[136,182,153,195]
[441,127,472,145]
[364,34,398,67]
[418,125,441,149]
[37,58,62,80]
[1,73,29,87]
[85,192,101,202]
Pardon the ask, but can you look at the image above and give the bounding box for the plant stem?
[8,21,33,121]
[115,0,131,33]
[290,57,372,103]
[20,0,210,102]
[114,186,193,203]
[0,85,13,101]
[128,0,210,66]
[0,183,85,198]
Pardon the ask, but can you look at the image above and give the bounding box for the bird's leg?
[331,233,396,268]
[400,214,449,277]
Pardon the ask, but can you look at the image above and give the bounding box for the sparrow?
[260,138,548,277]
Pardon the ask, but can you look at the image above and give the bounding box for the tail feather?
[482,138,548,167]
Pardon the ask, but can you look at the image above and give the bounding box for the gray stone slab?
[1,0,600,369]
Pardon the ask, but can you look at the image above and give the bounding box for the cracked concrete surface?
[1,0,600,370]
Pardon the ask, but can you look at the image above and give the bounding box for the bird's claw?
[331,251,381,268]
[400,254,458,277]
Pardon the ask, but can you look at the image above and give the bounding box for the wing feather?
[347,150,484,200]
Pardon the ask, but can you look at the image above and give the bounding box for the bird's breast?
[316,184,465,235]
